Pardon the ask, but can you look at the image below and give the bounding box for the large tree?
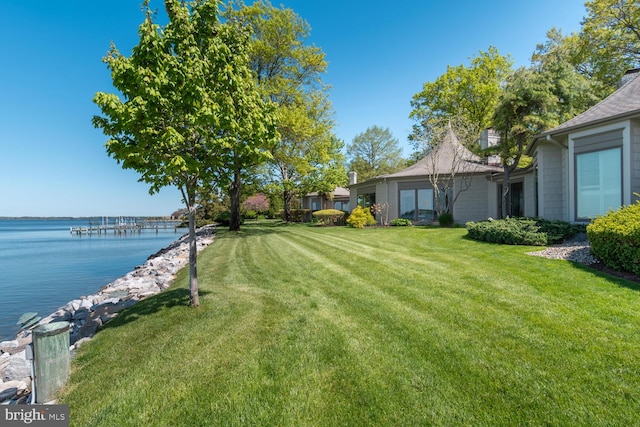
[225,0,343,221]
[532,1,640,98]
[347,126,404,181]
[409,47,513,154]
[93,0,275,306]
[579,0,640,89]
[491,68,559,217]
[532,27,612,101]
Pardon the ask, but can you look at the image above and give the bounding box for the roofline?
[529,109,640,155]
[348,168,504,187]
[539,109,640,139]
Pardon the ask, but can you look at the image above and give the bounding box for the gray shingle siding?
[539,144,567,220]
[632,119,640,199]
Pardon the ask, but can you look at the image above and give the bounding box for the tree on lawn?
[93,0,275,307]
[347,126,404,181]
[225,0,343,222]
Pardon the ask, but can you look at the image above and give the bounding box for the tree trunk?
[229,168,242,231]
[187,203,199,307]
[502,167,511,218]
[283,188,293,222]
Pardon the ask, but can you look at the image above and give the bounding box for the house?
[528,68,640,222]
[300,187,350,213]
[348,70,640,226]
[348,126,503,224]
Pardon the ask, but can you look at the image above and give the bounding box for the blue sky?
[0,0,587,217]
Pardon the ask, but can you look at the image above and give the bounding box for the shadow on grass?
[570,262,640,292]
[100,288,211,331]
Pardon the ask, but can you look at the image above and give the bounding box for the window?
[576,147,621,220]
[400,188,433,221]
[334,201,349,211]
[357,193,375,208]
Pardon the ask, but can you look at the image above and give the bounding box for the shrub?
[438,212,454,227]
[346,206,377,229]
[587,201,640,275]
[243,210,258,220]
[390,218,412,226]
[312,209,348,226]
[214,211,244,227]
[535,218,585,243]
[285,209,311,223]
[465,217,576,246]
[214,211,231,226]
[243,193,269,214]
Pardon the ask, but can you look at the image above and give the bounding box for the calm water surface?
[0,218,186,341]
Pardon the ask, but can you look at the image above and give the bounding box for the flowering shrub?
[243,193,269,214]
[346,206,376,228]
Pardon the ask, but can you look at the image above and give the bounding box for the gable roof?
[538,70,640,138]
[380,125,502,180]
[304,187,350,198]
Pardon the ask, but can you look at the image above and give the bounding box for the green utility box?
[33,321,70,403]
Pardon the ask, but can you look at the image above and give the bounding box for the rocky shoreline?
[0,225,216,404]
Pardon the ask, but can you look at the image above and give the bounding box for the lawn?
[59,223,640,426]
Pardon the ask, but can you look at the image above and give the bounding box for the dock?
[70,217,183,235]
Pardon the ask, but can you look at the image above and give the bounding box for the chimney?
[348,171,357,185]
[618,68,640,88]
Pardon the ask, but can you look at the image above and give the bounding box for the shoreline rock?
[0,225,215,405]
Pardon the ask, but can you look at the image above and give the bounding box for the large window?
[576,147,621,220]
[400,188,433,221]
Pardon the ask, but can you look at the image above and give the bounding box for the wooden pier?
[70,218,183,235]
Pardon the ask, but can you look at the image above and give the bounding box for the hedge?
[466,217,584,246]
[312,209,348,226]
[587,201,640,275]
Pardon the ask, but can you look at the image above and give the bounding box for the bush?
[390,218,412,226]
[346,206,377,229]
[438,212,454,227]
[243,210,258,220]
[535,218,585,243]
[587,201,640,275]
[465,217,582,246]
[214,211,244,227]
[214,211,231,226]
[285,209,311,223]
[312,209,347,226]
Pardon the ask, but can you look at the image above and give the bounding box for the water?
[0,218,187,341]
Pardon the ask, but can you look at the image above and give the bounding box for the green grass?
[59,223,640,426]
